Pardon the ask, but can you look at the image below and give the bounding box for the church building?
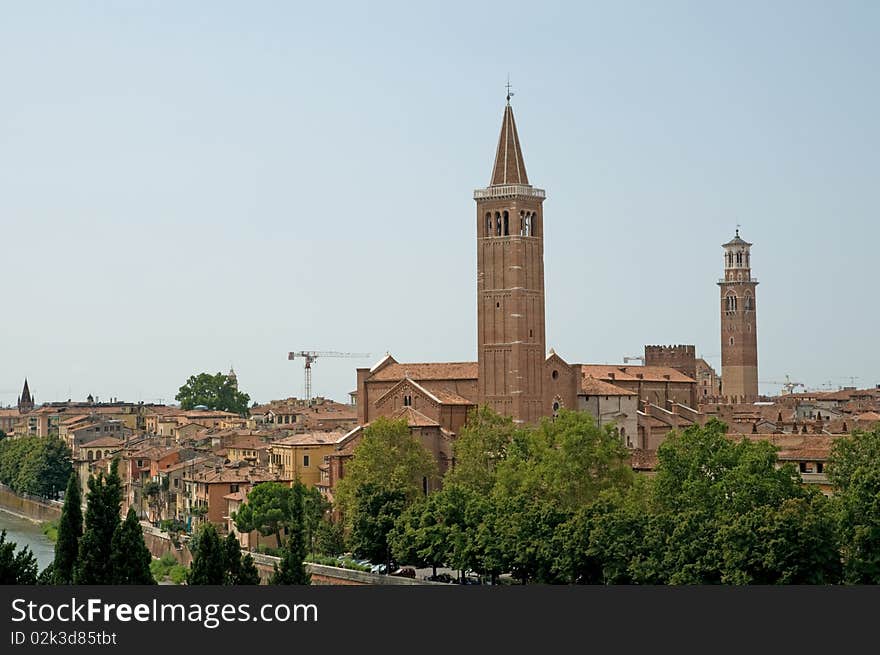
[353,97,698,441]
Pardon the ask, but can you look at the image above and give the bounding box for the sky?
[1,1,878,407]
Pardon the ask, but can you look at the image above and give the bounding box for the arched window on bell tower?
[486,213,492,237]
[495,212,502,236]
[725,292,738,313]
[503,210,509,236]
[744,292,754,311]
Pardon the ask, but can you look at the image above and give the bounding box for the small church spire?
[490,94,529,187]
[18,378,34,414]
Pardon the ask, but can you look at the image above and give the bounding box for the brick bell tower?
[475,96,546,423]
[718,229,759,402]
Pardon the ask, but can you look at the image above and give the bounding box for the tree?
[233,482,292,548]
[0,530,38,584]
[829,427,880,583]
[314,519,345,557]
[272,481,311,585]
[110,508,155,584]
[16,437,73,499]
[225,533,260,585]
[74,459,123,584]
[389,484,485,578]
[446,406,520,494]
[187,523,226,585]
[335,417,437,522]
[480,409,634,583]
[621,419,840,585]
[302,485,331,553]
[176,372,250,416]
[53,471,83,584]
[348,482,408,569]
[0,436,72,498]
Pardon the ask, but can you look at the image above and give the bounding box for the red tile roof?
[369,362,478,382]
[581,376,638,396]
[391,406,441,427]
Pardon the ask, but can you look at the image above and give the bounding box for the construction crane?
[759,374,804,395]
[287,351,370,403]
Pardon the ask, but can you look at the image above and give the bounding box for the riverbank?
[0,510,55,569]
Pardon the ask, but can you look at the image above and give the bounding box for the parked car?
[427,573,455,583]
[370,563,388,575]
[390,567,416,578]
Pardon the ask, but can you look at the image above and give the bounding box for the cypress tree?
[53,472,82,584]
[110,508,155,584]
[74,460,122,584]
[187,523,226,585]
[238,553,261,585]
[271,481,311,585]
[224,532,260,585]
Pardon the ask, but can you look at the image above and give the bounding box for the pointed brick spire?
[490,103,529,186]
[18,378,34,413]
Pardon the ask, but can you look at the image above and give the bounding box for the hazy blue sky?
[2,1,878,407]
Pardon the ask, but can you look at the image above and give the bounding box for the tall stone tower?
[17,378,34,414]
[475,98,546,423]
[718,230,759,402]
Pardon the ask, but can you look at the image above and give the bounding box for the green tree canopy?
[0,436,72,498]
[176,372,250,416]
[389,483,487,578]
[335,417,437,521]
[445,406,521,494]
[53,471,83,584]
[829,427,880,583]
[272,481,311,585]
[187,523,227,585]
[110,507,156,584]
[225,533,260,585]
[586,419,841,585]
[0,530,38,585]
[74,459,123,584]
[348,482,407,567]
[233,481,292,548]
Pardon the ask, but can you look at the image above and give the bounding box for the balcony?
[799,472,829,484]
[717,278,759,284]
[473,185,546,200]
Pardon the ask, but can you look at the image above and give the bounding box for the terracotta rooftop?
[580,364,695,384]
[185,465,280,484]
[368,362,478,382]
[271,431,349,447]
[581,376,638,396]
[61,414,90,426]
[855,412,880,422]
[428,388,475,405]
[225,435,272,451]
[80,436,124,448]
[391,406,441,428]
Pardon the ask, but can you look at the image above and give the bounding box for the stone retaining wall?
[0,484,62,522]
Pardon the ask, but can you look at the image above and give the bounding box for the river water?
[0,509,55,570]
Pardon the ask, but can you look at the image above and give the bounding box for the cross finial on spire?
[736,223,741,238]
[506,74,514,105]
